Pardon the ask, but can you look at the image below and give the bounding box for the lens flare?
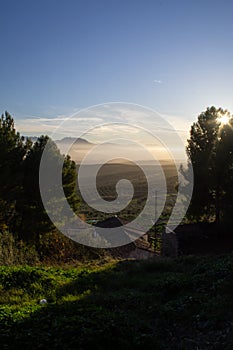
[218,114,230,125]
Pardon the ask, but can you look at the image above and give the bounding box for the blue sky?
[1,0,233,140]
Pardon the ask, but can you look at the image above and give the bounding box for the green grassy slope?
[1,255,233,349]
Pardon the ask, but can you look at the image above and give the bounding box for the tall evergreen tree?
[0,112,30,231]
[63,154,79,213]
[21,135,79,241]
[184,106,233,223]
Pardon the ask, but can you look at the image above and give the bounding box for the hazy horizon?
[55,139,187,165]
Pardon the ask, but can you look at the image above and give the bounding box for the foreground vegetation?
[1,255,233,349]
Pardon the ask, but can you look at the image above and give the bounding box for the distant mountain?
[55,137,92,145]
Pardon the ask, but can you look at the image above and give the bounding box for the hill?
[55,137,92,145]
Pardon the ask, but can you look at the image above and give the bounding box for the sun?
[217,113,230,125]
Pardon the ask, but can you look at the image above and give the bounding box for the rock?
[39,299,47,304]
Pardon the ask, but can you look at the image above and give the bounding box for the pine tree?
[185,106,233,223]
[21,135,79,240]
[0,112,30,231]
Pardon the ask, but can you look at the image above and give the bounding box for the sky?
[1,0,233,144]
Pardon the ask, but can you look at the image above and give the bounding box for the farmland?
[76,160,178,224]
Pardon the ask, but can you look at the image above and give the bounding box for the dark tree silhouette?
[0,112,79,241]
[0,112,31,231]
[21,135,79,241]
[185,106,233,224]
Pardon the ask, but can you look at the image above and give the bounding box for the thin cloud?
[15,104,189,146]
[153,79,162,84]
[21,116,103,123]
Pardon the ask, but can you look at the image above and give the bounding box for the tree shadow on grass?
[1,257,233,349]
[0,260,163,350]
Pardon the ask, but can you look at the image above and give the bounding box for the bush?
[0,230,40,265]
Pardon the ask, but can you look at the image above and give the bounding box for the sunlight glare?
[218,114,230,125]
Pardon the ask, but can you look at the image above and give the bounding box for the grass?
[1,255,233,349]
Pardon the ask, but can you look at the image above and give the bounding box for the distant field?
[57,140,181,223]
[76,161,178,223]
